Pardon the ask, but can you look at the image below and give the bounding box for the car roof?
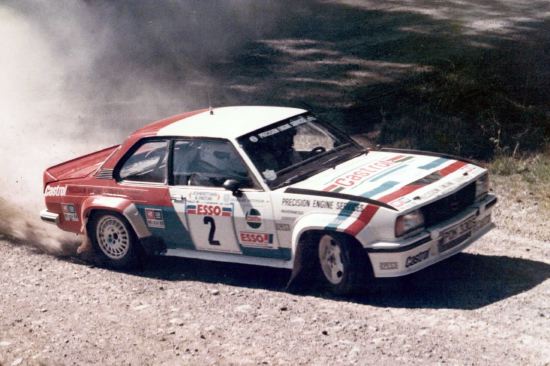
[154,106,307,139]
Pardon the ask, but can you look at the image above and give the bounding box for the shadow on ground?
[120,251,550,310]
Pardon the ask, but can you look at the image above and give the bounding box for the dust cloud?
[0,4,108,253]
[0,1,284,254]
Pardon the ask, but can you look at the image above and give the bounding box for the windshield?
[237,113,362,189]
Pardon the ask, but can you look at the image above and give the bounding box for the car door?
[169,138,285,258]
[230,190,288,259]
[115,138,194,251]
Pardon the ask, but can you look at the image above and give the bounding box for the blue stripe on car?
[419,157,449,170]
[361,181,399,198]
[324,201,361,231]
[136,204,195,250]
[369,164,408,182]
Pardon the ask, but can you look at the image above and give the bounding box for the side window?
[118,140,168,183]
[172,140,253,188]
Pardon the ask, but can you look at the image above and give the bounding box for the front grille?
[421,182,476,227]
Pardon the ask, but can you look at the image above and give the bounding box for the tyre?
[89,211,139,269]
[317,233,367,295]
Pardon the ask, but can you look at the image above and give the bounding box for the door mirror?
[223,179,243,197]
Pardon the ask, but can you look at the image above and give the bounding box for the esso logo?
[197,204,222,216]
[240,232,272,245]
[241,233,265,243]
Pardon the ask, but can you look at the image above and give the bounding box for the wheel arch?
[80,196,151,239]
[287,213,368,285]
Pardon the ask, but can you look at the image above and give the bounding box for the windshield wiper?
[275,148,369,189]
[277,167,327,188]
[321,147,368,170]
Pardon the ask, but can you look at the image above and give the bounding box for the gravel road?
[2,1,549,364]
[0,179,548,366]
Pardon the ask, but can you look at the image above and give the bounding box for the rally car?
[41,106,497,294]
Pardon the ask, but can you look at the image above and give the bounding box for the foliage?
[373,55,550,159]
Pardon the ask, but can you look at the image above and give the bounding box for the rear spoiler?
[43,145,119,187]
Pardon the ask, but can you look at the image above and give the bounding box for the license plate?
[438,216,476,253]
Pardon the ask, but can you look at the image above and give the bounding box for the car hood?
[287,150,485,211]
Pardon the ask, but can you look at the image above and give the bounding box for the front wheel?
[89,212,139,269]
[317,233,366,295]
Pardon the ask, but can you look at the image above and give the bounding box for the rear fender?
[81,196,151,239]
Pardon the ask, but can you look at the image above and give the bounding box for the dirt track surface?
[0,180,549,366]
[1,1,550,365]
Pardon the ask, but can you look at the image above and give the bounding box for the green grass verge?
[490,151,550,210]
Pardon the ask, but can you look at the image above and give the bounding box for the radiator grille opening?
[421,182,476,227]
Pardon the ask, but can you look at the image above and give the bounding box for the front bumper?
[40,209,59,225]
[367,194,497,278]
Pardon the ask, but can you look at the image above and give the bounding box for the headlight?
[475,173,489,200]
[395,210,425,237]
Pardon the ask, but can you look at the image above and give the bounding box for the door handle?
[171,194,185,202]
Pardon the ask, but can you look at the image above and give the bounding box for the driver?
[189,142,248,186]
[255,129,300,179]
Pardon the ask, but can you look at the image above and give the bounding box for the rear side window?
[118,140,168,183]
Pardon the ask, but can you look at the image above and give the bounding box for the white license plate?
[438,216,476,253]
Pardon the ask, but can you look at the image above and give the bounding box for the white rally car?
[41,106,497,294]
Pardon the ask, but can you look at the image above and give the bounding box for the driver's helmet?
[197,142,243,174]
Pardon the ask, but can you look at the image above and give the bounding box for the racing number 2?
[203,216,221,246]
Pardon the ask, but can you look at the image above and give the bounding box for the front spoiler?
[40,209,59,225]
[367,194,497,278]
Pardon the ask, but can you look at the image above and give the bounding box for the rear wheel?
[89,212,139,269]
[317,233,366,295]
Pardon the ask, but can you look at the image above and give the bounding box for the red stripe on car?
[343,160,468,235]
[345,205,379,236]
[438,160,467,176]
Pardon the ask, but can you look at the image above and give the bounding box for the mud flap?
[139,236,166,256]
[77,218,93,254]
[285,249,304,291]
[285,239,318,292]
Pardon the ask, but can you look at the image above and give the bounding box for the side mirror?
[223,179,243,197]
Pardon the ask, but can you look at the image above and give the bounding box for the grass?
[491,151,550,184]
[489,151,550,220]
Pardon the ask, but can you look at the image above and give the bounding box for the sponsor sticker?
[323,155,413,192]
[380,262,398,270]
[239,232,274,246]
[249,116,313,143]
[280,209,304,215]
[145,208,165,229]
[189,191,221,203]
[282,198,311,207]
[275,223,291,231]
[312,200,334,209]
[45,185,67,197]
[335,201,365,212]
[405,249,430,268]
[61,203,78,222]
[187,204,232,217]
[245,208,262,229]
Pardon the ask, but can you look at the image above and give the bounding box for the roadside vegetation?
[371,47,550,161]
[490,151,550,225]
